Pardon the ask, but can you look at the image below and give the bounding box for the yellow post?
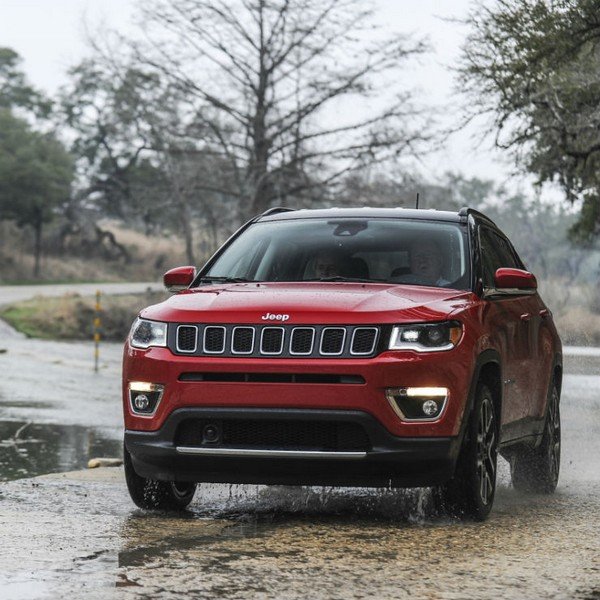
[94,290,101,373]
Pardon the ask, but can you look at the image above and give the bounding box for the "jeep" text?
[261,313,290,322]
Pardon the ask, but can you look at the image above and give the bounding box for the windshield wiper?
[198,276,257,284]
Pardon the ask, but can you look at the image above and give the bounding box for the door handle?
[520,313,531,322]
[539,309,550,319]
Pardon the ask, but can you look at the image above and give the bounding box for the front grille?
[172,324,381,358]
[175,419,371,451]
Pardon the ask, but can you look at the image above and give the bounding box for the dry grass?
[0,220,197,284]
[554,307,600,346]
[539,279,600,345]
[0,291,169,341]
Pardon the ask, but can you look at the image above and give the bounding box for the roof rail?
[259,206,297,218]
[458,206,498,227]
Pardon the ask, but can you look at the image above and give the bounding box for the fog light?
[385,386,448,421]
[133,394,149,410]
[422,400,439,417]
[128,382,164,415]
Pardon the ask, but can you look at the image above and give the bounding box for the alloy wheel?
[546,387,561,482]
[476,395,496,506]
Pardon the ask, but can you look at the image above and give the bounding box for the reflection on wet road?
[0,336,123,481]
[0,420,121,481]
[0,335,599,598]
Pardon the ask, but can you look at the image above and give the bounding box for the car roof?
[256,206,498,228]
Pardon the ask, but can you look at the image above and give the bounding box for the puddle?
[0,420,122,482]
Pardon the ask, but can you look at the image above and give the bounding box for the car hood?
[141,282,474,325]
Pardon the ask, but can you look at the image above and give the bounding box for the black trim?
[178,372,365,384]
[499,417,544,447]
[125,408,462,488]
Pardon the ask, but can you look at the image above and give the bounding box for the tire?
[511,383,560,494]
[124,444,197,510]
[434,383,498,521]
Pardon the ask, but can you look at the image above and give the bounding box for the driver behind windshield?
[313,251,342,279]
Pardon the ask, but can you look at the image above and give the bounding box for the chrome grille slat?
[176,325,198,353]
[290,327,315,355]
[261,327,285,355]
[232,326,254,354]
[320,327,346,355]
[350,328,379,355]
[204,326,226,354]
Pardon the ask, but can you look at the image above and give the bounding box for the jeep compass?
[123,207,562,520]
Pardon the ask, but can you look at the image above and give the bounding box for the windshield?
[202,218,470,290]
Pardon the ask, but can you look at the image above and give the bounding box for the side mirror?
[494,267,537,290]
[164,266,196,293]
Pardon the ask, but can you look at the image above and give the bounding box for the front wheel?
[124,444,197,510]
[434,383,498,521]
[511,383,560,494]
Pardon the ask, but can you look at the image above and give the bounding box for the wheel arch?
[459,350,503,444]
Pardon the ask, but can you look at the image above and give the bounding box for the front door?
[478,226,537,425]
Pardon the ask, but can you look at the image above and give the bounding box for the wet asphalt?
[0,326,598,598]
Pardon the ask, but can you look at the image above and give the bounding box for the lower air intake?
[176,419,371,451]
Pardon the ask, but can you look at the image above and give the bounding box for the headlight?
[388,321,462,352]
[129,317,168,349]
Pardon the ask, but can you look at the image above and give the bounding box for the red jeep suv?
[123,207,562,520]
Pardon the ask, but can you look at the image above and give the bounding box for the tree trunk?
[33,218,42,279]
[249,5,271,219]
[178,199,196,265]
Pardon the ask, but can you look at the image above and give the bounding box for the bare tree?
[134,0,432,219]
[62,58,239,263]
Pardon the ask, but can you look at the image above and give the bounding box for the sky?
[0,0,528,192]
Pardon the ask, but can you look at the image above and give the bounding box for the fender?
[457,349,502,448]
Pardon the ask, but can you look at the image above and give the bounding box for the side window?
[478,227,519,287]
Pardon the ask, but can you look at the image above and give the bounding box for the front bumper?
[123,345,474,438]
[125,408,462,488]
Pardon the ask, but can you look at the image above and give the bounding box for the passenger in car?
[393,240,450,286]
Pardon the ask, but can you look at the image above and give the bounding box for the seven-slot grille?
[170,324,380,358]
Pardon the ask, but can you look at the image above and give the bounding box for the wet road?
[0,330,599,598]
